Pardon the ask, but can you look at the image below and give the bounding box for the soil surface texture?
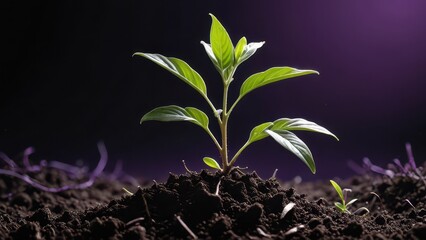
[1,165,426,239]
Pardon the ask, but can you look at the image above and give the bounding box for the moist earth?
[1,165,426,239]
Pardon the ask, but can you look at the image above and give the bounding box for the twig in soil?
[182,160,195,175]
[141,192,152,220]
[404,199,416,210]
[122,187,134,196]
[270,169,278,180]
[214,179,221,196]
[175,215,198,240]
[353,207,370,216]
[126,217,145,226]
[229,166,249,175]
[256,227,272,238]
[280,202,295,219]
[368,192,383,210]
[285,225,305,236]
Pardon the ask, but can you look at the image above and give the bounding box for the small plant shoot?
[330,180,357,214]
[330,180,369,215]
[134,14,338,175]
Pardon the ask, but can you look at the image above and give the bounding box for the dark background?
[1,1,425,181]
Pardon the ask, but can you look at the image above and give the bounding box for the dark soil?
[1,165,426,239]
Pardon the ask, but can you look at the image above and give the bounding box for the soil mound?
[1,166,426,239]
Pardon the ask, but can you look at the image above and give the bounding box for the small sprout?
[285,225,305,236]
[280,202,296,219]
[182,160,195,174]
[176,215,198,240]
[270,168,278,180]
[330,180,367,214]
[369,192,382,202]
[368,192,383,210]
[135,14,338,175]
[404,199,416,210]
[353,207,370,216]
[256,227,272,238]
[126,217,145,226]
[122,187,134,196]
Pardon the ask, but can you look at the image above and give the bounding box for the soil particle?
[236,202,264,229]
[10,192,32,209]
[29,207,52,226]
[89,216,125,239]
[263,192,284,213]
[374,214,386,225]
[208,214,232,237]
[342,221,363,237]
[309,224,327,238]
[123,225,147,240]
[12,222,42,240]
[308,217,322,229]
[411,224,426,239]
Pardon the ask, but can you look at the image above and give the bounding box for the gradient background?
[1,1,425,181]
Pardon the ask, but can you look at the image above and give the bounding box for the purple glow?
[0,142,108,192]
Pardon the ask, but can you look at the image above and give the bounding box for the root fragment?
[176,215,198,239]
[270,169,278,180]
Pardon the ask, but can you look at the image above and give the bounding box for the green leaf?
[133,53,207,97]
[200,41,220,70]
[203,157,222,170]
[334,202,346,212]
[271,118,338,140]
[234,37,247,62]
[238,41,265,64]
[265,130,316,174]
[248,122,273,144]
[239,67,319,99]
[141,105,209,131]
[330,180,344,202]
[209,14,234,71]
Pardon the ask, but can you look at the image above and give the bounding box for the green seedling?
[330,180,370,216]
[330,180,357,213]
[134,14,338,175]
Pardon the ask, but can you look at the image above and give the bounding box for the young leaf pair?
[329,180,357,214]
[134,14,338,175]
